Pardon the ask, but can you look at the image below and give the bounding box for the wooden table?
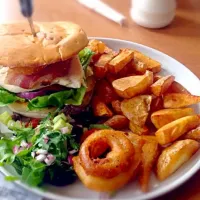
[0,0,200,199]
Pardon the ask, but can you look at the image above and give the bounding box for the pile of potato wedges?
[85,39,200,192]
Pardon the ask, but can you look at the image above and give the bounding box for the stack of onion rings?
[73,130,141,192]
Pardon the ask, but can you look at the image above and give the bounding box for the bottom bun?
[8,102,56,119]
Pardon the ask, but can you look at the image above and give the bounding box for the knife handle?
[19,0,33,17]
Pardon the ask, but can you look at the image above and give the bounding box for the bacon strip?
[5,59,71,89]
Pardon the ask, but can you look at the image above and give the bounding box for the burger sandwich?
[0,21,94,119]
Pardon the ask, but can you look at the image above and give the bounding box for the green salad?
[0,111,80,187]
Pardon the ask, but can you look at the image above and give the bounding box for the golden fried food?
[155,115,200,145]
[150,75,175,96]
[139,140,159,192]
[157,139,199,181]
[87,39,106,55]
[133,50,161,73]
[129,122,149,135]
[73,130,140,192]
[92,96,113,117]
[183,126,200,141]
[163,93,200,108]
[104,115,129,130]
[150,96,163,113]
[121,95,152,127]
[108,49,134,74]
[111,100,122,114]
[151,108,195,129]
[167,81,191,94]
[112,70,153,98]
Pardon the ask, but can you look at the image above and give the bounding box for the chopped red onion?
[27,143,32,148]
[67,155,73,165]
[20,140,28,148]
[69,150,78,155]
[36,154,46,162]
[45,154,56,166]
[60,127,70,134]
[13,145,19,154]
[31,152,35,158]
[36,149,48,155]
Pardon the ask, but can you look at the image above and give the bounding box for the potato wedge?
[153,75,163,83]
[132,59,147,75]
[133,50,161,73]
[150,75,175,96]
[157,139,199,181]
[151,108,195,129]
[95,52,116,67]
[164,93,200,108]
[112,70,153,98]
[95,79,119,104]
[88,39,106,55]
[94,53,116,79]
[92,96,113,117]
[139,140,159,192]
[121,95,152,127]
[125,132,144,156]
[111,100,122,114]
[86,76,96,92]
[129,121,149,135]
[93,65,107,79]
[108,49,134,74]
[150,97,163,113]
[141,135,157,142]
[184,126,200,141]
[104,115,129,129]
[155,115,200,145]
[117,61,136,78]
[167,81,191,94]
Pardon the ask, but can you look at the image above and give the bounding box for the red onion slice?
[17,85,67,100]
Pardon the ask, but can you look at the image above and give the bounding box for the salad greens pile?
[0,111,79,187]
[0,47,94,111]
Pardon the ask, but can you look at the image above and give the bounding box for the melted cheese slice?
[0,55,84,93]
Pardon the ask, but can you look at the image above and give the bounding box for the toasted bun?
[8,102,56,119]
[0,21,88,68]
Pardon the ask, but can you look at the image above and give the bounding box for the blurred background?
[0,0,199,79]
[0,0,200,199]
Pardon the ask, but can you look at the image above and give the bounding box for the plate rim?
[0,37,200,200]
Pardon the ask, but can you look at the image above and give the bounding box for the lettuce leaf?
[78,48,94,70]
[0,88,25,107]
[28,87,86,110]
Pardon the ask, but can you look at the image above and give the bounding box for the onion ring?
[73,130,141,192]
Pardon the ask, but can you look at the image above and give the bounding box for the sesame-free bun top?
[0,21,88,68]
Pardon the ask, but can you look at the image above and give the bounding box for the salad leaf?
[0,88,24,107]
[21,160,46,186]
[0,139,15,165]
[28,87,86,110]
[78,48,94,71]
[5,176,19,181]
[64,86,86,106]
[89,124,112,130]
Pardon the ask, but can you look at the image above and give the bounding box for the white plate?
[0,37,200,200]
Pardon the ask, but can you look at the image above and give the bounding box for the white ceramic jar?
[130,0,176,28]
